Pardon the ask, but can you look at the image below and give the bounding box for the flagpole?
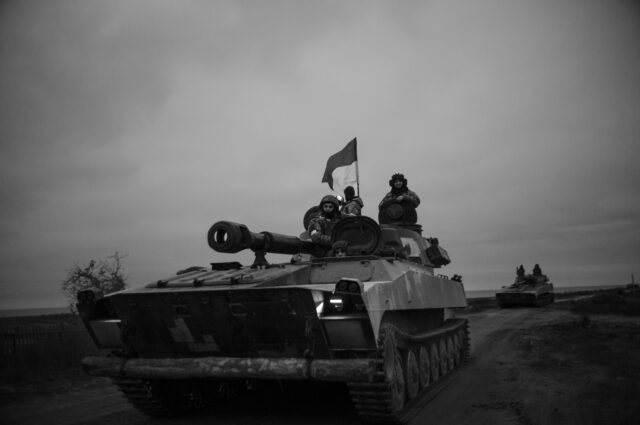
[355,144,360,197]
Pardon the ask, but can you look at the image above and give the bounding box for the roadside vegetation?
[570,287,640,316]
[60,252,128,314]
[1,252,127,390]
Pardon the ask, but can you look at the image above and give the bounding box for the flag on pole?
[321,138,358,195]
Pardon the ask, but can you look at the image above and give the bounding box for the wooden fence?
[0,321,98,376]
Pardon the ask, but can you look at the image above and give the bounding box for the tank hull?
[80,258,466,356]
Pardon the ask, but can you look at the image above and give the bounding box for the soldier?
[533,264,542,276]
[341,186,364,216]
[379,173,420,208]
[308,195,342,246]
[516,265,525,277]
[331,240,350,257]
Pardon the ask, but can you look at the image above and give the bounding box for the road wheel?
[452,333,462,365]
[418,345,431,389]
[447,336,456,370]
[439,339,449,375]
[382,326,406,411]
[405,350,420,401]
[429,342,440,382]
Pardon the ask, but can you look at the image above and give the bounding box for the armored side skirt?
[81,356,381,383]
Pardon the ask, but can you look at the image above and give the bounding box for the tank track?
[111,377,211,417]
[347,319,469,423]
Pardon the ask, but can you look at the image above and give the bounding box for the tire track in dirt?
[409,308,571,425]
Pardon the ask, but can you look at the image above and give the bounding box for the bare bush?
[61,252,128,314]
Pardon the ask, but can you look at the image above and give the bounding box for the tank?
[77,201,469,423]
[495,271,555,308]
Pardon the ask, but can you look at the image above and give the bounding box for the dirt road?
[412,307,566,425]
[2,306,637,425]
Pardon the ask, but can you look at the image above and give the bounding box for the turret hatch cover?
[331,216,380,255]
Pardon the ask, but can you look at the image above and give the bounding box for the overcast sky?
[1,0,639,310]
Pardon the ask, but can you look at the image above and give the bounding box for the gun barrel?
[208,221,314,255]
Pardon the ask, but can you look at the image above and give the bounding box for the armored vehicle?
[496,271,554,308]
[77,201,469,423]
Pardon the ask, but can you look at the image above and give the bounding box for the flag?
[322,138,358,194]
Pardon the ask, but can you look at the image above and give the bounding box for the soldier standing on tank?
[309,195,342,247]
[379,173,421,208]
[533,264,542,276]
[341,186,364,216]
[515,264,526,285]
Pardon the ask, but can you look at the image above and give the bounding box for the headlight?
[322,279,366,315]
[329,296,345,312]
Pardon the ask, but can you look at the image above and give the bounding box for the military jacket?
[341,197,364,216]
[378,189,420,208]
[308,214,341,246]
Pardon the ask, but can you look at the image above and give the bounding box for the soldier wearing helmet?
[341,186,364,217]
[308,195,342,246]
[379,173,420,208]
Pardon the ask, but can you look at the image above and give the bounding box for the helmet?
[344,186,355,200]
[389,173,407,187]
[319,195,340,209]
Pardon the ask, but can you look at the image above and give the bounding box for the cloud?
[1,0,639,309]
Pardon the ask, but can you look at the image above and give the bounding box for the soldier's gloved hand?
[309,229,321,243]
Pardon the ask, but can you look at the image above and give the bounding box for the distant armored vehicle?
[77,200,468,423]
[496,269,555,308]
